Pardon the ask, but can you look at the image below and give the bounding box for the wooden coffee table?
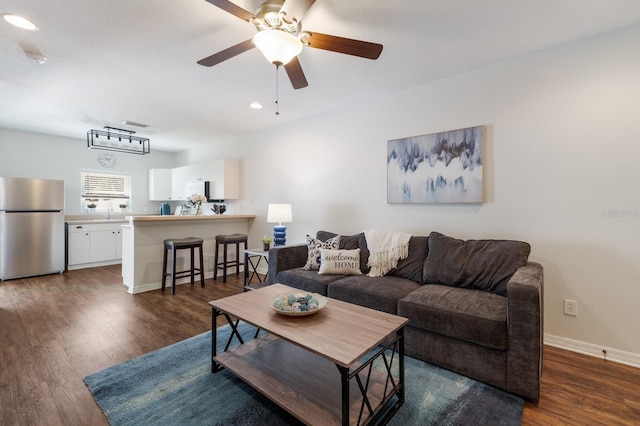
[209,283,408,426]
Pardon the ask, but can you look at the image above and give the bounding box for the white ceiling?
[2,0,640,152]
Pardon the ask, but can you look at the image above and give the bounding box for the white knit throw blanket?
[364,229,412,277]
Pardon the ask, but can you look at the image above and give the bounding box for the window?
[81,171,131,213]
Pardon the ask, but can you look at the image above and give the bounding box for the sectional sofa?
[267,230,544,402]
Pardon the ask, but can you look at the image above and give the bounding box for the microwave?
[186,181,210,200]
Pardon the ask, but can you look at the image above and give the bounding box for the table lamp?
[267,203,292,246]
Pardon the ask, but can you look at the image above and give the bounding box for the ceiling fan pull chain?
[275,64,280,116]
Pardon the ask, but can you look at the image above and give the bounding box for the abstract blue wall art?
[387,126,484,204]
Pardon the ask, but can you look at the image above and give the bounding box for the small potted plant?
[261,235,272,251]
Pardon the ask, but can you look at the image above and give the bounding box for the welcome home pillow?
[303,235,341,270]
[318,249,363,275]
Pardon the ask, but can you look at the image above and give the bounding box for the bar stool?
[214,233,248,283]
[162,237,205,295]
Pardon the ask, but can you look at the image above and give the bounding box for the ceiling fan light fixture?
[2,13,38,30]
[25,51,47,64]
[253,29,302,66]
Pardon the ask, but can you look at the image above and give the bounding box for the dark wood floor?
[1,265,639,425]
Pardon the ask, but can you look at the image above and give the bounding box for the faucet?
[107,203,112,220]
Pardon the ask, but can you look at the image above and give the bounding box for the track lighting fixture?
[87,126,150,154]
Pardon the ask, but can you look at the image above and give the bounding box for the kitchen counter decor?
[189,194,207,216]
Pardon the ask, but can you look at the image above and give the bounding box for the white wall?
[181,25,640,363]
[0,128,176,215]
[3,24,638,364]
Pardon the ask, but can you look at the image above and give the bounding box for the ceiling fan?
[197,0,383,90]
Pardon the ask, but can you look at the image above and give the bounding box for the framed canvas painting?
[387,126,484,204]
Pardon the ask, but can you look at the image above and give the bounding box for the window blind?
[81,172,131,199]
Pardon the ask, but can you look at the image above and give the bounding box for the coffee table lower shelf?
[214,333,401,426]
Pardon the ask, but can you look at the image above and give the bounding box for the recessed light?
[2,14,38,31]
[249,102,263,109]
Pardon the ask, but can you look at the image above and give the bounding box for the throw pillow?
[318,249,363,275]
[302,234,341,270]
[423,231,531,296]
[316,230,370,274]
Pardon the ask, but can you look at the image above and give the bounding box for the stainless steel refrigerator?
[0,177,65,281]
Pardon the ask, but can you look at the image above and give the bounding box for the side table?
[243,248,269,291]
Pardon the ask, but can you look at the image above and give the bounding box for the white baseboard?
[126,265,270,293]
[544,333,640,368]
[127,269,239,294]
[68,259,121,270]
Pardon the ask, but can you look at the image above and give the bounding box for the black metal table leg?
[242,250,269,291]
[339,365,350,426]
[212,308,247,373]
[338,327,405,425]
[243,251,249,290]
[211,307,220,373]
[398,327,405,404]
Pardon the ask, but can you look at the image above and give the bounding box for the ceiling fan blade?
[284,56,308,89]
[205,0,254,22]
[302,32,383,60]
[280,0,316,23]
[197,39,255,67]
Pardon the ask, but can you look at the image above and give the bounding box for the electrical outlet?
[564,299,578,316]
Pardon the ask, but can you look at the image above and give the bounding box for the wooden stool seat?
[162,237,205,295]
[214,233,248,283]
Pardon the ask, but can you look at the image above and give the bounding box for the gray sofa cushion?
[276,268,344,296]
[388,236,429,283]
[398,284,508,350]
[316,231,370,274]
[423,232,530,296]
[328,275,421,315]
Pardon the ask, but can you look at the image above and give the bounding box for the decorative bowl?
[269,292,327,316]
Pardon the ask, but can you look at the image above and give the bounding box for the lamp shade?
[267,203,292,224]
[253,29,303,66]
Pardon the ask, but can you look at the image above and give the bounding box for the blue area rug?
[84,322,523,425]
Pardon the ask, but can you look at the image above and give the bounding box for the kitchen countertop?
[128,214,255,222]
[65,219,128,225]
[65,215,256,225]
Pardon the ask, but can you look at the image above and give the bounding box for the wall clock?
[97,152,117,168]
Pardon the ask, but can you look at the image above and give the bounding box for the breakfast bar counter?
[121,214,256,294]
[128,214,256,222]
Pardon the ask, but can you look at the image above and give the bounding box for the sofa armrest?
[506,261,544,402]
[267,243,308,284]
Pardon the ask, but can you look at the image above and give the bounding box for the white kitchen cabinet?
[68,224,91,265]
[189,162,210,182]
[90,230,118,263]
[163,159,240,201]
[210,159,240,200]
[67,222,124,269]
[148,168,173,200]
[171,165,191,200]
[115,229,122,259]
